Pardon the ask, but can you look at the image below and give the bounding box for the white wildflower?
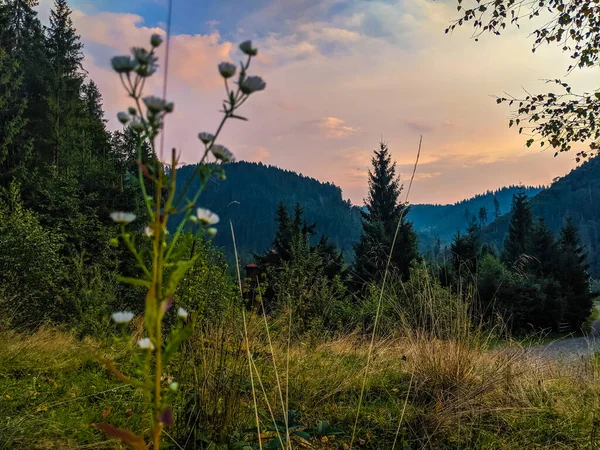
[211,144,233,162]
[198,132,215,144]
[130,119,144,132]
[196,208,219,226]
[138,338,155,350]
[218,62,236,79]
[144,226,153,237]
[143,96,166,114]
[110,212,136,224]
[111,56,136,73]
[177,307,188,320]
[111,311,134,324]
[239,40,257,56]
[240,76,266,95]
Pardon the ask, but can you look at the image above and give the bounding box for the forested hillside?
[484,156,600,276]
[410,185,544,249]
[171,161,546,260]
[171,161,363,260]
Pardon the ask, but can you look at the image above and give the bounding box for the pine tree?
[353,141,418,287]
[493,195,501,220]
[527,218,559,277]
[478,207,487,226]
[502,190,533,266]
[0,48,32,182]
[557,218,593,328]
[450,220,480,277]
[46,0,85,172]
[273,201,292,260]
[0,0,51,169]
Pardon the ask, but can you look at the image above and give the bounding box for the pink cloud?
[319,117,360,139]
[52,0,595,206]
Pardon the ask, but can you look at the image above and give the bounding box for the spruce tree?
[450,220,480,277]
[0,49,32,182]
[557,218,593,328]
[0,0,51,170]
[273,201,292,260]
[527,218,559,277]
[478,207,487,226]
[493,195,501,220]
[353,141,418,287]
[502,190,533,266]
[46,0,85,172]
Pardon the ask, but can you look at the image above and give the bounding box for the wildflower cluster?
[96,35,266,449]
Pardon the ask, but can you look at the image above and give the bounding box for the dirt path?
[528,305,600,359]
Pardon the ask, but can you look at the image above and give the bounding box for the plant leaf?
[93,423,148,450]
[165,258,196,297]
[163,319,194,363]
[116,276,151,288]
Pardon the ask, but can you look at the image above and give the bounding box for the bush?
[0,183,64,326]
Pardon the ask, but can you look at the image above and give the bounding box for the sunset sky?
[37,0,598,205]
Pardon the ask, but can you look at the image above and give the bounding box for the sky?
[37,0,599,205]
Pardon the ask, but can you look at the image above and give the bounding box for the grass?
[2,323,600,449]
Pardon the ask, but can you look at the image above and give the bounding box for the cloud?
[246,146,271,162]
[319,117,360,139]
[45,0,596,206]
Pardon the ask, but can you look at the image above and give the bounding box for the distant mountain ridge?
[172,158,597,272]
[171,162,362,262]
[483,156,600,276]
[410,185,545,250]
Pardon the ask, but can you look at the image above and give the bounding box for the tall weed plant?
[95,34,266,449]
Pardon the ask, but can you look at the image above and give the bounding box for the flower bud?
[218,62,236,79]
[165,102,174,113]
[240,76,266,95]
[128,107,137,116]
[150,34,163,47]
[239,40,258,56]
[206,227,218,238]
[198,132,215,144]
[130,119,144,132]
[143,96,167,113]
[111,56,136,73]
[117,112,130,124]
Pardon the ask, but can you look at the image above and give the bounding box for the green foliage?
[174,234,239,324]
[557,218,594,328]
[361,262,467,338]
[171,161,362,261]
[0,182,63,326]
[502,190,533,267]
[353,141,418,288]
[267,221,351,336]
[449,0,600,158]
[410,185,542,251]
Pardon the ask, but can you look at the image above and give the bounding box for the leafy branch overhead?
[447,0,600,158]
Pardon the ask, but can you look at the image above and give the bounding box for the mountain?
[171,162,362,262]
[484,156,600,276]
[172,158,599,274]
[410,185,545,250]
